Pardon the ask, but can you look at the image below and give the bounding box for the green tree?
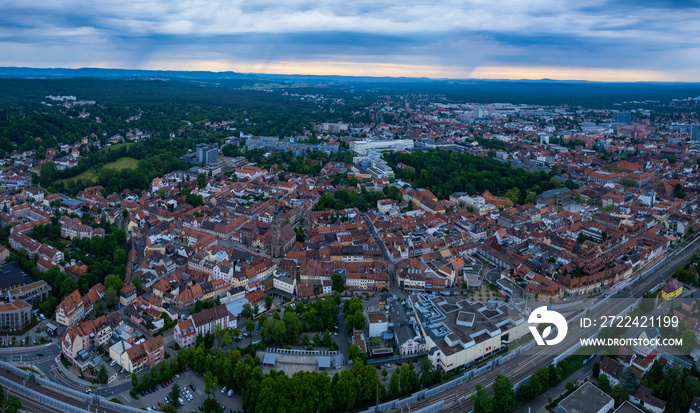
[93,300,107,317]
[39,161,57,187]
[349,344,362,363]
[131,372,138,389]
[334,370,358,409]
[473,384,496,413]
[104,288,119,309]
[168,383,181,406]
[265,294,274,310]
[131,275,142,293]
[203,397,221,413]
[597,373,610,392]
[103,274,122,292]
[261,318,287,344]
[389,369,401,397]
[619,367,639,393]
[204,370,216,398]
[241,303,254,319]
[331,273,345,292]
[197,173,206,188]
[611,384,627,408]
[246,318,255,333]
[221,330,232,348]
[97,364,109,384]
[682,329,698,353]
[493,374,516,412]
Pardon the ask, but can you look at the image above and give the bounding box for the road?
[390,231,700,413]
[361,212,405,299]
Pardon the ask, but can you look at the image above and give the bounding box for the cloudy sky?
[2,0,700,81]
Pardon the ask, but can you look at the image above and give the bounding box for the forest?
[385,149,561,202]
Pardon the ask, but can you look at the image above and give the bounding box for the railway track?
[5,388,64,413]
[0,369,119,413]
[389,237,700,413]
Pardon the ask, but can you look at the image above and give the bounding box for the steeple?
[270,202,282,257]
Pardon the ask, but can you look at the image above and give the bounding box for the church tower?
[270,203,282,257]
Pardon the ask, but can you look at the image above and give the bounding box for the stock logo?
[528,306,568,346]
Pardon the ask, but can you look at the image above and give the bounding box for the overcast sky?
[2,0,700,81]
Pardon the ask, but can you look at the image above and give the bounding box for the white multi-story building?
[350,139,414,155]
[273,275,296,295]
[411,294,526,372]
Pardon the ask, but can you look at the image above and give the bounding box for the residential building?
[143,336,165,368]
[273,275,296,295]
[190,304,237,336]
[119,284,137,306]
[599,357,623,387]
[628,385,666,413]
[174,318,197,349]
[55,290,85,327]
[0,299,31,331]
[121,335,165,373]
[61,315,112,363]
[6,280,52,308]
[661,277,683,301]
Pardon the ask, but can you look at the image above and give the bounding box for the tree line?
[385,149,561,202]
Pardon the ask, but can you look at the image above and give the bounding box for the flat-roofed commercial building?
[412,293,526,373]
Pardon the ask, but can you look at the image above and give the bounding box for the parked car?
[221,386,227,394]
[227,389,234,397]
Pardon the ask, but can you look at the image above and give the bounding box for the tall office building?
[691,123,700,141]
[196,143,219,166]
[615,111,631,124]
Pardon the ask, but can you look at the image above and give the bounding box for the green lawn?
[56,169,97,185]
[103,157,138,170]
[57,156,138,186]
[101,142,134,152]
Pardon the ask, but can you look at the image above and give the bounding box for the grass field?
[101,142,134,152]
[57,156,138,186]
[103,157,138,170]
[57,170,97,185]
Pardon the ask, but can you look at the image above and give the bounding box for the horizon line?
[3,65,700,85]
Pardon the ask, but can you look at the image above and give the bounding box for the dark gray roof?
[388,300,416,346]
[559,382,613,413]
[0,263,32,290]
[537,187,572,198]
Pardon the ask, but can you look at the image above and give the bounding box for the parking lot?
[130,369,242,412]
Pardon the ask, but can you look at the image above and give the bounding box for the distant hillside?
[1,66,700,106]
